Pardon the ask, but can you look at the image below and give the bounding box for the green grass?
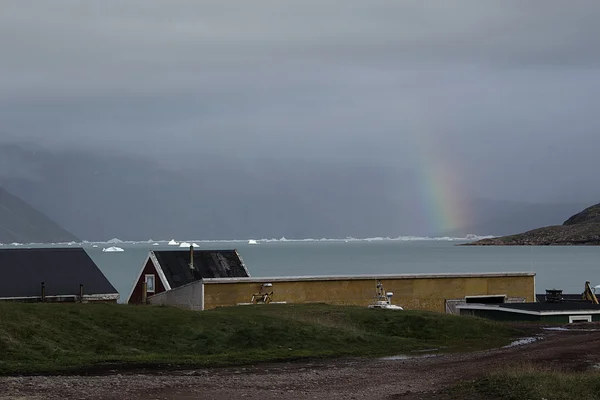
[459,364,600,400]
[0,302,520,375]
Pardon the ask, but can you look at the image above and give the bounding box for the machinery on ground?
[251,283,274,304]
[368,280,403,310]
[583,281,599,304]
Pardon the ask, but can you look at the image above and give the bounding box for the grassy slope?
[0,303,519,375]
[461,365,600,400]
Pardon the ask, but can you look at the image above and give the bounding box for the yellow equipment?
[583,281,599,304]
[251,283,274,304]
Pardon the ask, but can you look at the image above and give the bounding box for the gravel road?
[2,326,599,400]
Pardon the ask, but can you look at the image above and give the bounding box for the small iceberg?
[248,239,259,245]
[153,243,160,246]
[92,244,99,248]
[102,246,124,252]
[168,239,179,246]
[179,242,199,248]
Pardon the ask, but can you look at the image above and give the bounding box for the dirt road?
[2,326,600,400]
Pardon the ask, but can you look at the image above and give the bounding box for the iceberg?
[168,239,179,246]
[248,239,259,245]
[102,246,124,252]
[179,242,199,248]
[106,238,123,244]
[153,243,160,246]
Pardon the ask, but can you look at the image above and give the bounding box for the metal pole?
[41,282,46,302]
[79,284,84,303]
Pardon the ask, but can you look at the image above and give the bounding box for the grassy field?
[462,365,600,400]
[0,302,519,375]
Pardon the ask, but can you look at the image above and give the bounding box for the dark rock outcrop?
[0,186,79,244]
[467,203,600,246]
[563,203,600,226]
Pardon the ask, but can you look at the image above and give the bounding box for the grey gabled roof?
[152,249,250,289]
[0,247,117,298]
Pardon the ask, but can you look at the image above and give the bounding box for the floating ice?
[248,240,259,245]
[179,242,199,248]
[257,235,495,243]
[102,246,124,252]
[168,239,179,246]
[106,238,123,244]
[92,245,98,248]
[153,243,160,246]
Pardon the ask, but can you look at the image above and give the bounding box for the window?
[465,295,506,304]
[569,315,592,323]
[145,274,156,293]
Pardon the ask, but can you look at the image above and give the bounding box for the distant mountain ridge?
[441,199,588,237]
[0,186,79,244]
[1,142,599,241]
[468,203,600,246]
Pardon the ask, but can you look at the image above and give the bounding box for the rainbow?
[409,127,468,236]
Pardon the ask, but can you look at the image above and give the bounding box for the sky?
[1,0,600,208]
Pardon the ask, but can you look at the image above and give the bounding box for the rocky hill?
[0,186,79,244]
[467,203,600,246]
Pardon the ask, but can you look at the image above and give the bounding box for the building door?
[445,299,464,314]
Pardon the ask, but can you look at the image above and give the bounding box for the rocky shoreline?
[466,203,600,246]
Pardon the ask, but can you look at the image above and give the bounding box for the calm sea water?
[6,240,600,301]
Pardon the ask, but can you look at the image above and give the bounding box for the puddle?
[412,348,440,353]
[380,353,439,361]
[543,327,600,332]
[503,337,541,348]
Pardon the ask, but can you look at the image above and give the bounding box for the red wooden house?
[126,248,249,304]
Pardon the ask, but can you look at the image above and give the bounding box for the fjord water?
[8,241,600,301]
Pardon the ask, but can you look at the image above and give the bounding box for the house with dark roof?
[0,248,119,302]
[126,248,250,306]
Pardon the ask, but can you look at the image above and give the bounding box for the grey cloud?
[1,0,600,211]
[2,0,600,96]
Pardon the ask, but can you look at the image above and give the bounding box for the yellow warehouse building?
[149,272,535,313]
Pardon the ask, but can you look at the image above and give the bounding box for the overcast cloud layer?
[1,0,600,206]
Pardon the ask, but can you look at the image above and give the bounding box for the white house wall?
[147,280,204,311]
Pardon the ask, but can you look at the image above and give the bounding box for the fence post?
[141,281,147,304]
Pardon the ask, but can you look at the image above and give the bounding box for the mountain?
[442,199,588,237]
[468,203,600,245]
[1,142,596,242]
[0,186,79,244]
[0,143,407,240]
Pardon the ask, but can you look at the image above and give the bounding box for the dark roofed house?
[126,248,250,305]
[0,248,119,302]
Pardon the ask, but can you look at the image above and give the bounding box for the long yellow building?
[148,272,535,313]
